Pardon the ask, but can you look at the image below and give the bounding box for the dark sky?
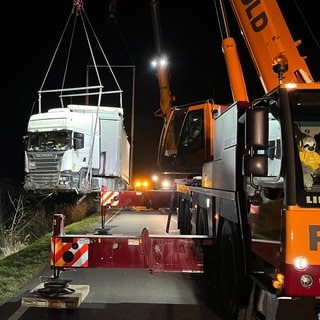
[1,0,319,185]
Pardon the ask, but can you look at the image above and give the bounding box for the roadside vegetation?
[0,178,100,306]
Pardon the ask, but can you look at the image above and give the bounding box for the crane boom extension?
[228,0,314,93]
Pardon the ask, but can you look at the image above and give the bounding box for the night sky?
[1,0,319,186]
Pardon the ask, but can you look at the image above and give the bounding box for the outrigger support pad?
[34,278,75,298]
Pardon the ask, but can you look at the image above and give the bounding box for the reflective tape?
[101,191,119,206]
[51,237,89,267]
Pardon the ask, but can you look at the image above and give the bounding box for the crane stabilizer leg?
[34,279,75,298]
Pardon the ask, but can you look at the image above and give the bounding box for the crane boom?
[228,0,314,93]
[150,0,175,119]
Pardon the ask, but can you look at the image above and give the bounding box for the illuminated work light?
[293,256,309,270]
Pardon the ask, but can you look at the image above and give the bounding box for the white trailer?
[23,104,130,194]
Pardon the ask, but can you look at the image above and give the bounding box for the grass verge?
[0,212,103,306]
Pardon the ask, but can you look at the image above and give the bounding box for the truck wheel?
[217,217,245,319]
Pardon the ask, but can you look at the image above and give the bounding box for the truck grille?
[25,152,63,190]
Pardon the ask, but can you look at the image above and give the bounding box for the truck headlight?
[293,256,308,270]
[59,176,71,185]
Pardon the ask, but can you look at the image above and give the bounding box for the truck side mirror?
[243,106,269,178]
[73,132,84,149]
[245,107,268,149]
[243,154,268,176]
[22,135,28,150]
[74,138,83,149]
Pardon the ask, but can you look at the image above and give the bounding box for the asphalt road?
[2,268,221,320]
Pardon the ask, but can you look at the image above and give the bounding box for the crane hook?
[73,0,84,15]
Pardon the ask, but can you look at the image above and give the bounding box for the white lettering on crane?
[306,195,320,204]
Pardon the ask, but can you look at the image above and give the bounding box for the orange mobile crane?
[167,0,320,318]
[50,0,320,319]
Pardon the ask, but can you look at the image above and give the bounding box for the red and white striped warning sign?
[101,190,119,207]
[51,237,89,268]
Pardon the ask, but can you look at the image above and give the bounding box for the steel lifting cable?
[80,9,123,102]
[37,10,74,113]
[38,0,123,109]
[78,6,125,187]
[82,0,137,187]
[292,0,320,51]
[59,11,78,108]
[103,1,135,67]
[37,0,127,188]
[73,2,124,189]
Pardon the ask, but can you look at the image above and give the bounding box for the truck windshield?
[158,107,186,171]
[291,91,320,191]
[27,130,72,151]
[294,120,320,190]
